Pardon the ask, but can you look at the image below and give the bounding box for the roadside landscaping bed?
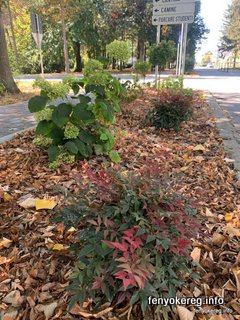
[0,89,239,320]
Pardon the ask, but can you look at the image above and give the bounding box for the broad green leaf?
[36,120,54,136]
[52,103,72,128]
[79,130,95,144]
[72,83,80,95]
[73,103,95,122]
[79,94,91,104]
[73,139,89,157]
[94,144,104,155]
[109,150,121,163]
[28,96,48,113]
[100,133,108,141]
[65,141,78,155]
[48,127,64,145]
[47,146,59,162]
[98,101,115,123]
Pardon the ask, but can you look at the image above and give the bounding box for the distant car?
[207,63,214,68]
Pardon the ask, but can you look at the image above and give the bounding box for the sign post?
[31,13,44,75]
[155,24,161,86]
[152,0,195,78]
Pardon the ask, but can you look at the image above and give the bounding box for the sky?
[195,0,232,62]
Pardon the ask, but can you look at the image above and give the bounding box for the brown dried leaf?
[177,306,195,320]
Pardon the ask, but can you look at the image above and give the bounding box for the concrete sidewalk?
[0,101,36,143]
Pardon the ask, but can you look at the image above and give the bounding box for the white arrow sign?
[152,13,194,25]
[153,3,195,15]
[153,0,195,4]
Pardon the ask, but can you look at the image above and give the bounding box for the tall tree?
[0,1,19,93]
[219,0,240,67]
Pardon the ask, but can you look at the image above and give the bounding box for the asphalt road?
[187,68,240,135]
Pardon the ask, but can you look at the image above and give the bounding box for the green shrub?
[149,41,176,69]
[28,73,123,166]
[134,61,151,78]
[106,40,131,69]
[97,56,110,69]
[158,77,184,91]
[33,77,69,101]
[121,76,143,102]
[0,82,5,96]
[83,59,104,77]
[145,89,194,131]
[54,163,199,315]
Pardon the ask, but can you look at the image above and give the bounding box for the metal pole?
[181,23,188,75]
[178,24,184,76]
[155,24,161,86]
[176,42,180,76]
[36,14,44,75]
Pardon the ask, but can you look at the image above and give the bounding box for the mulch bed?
[0,89,239,320]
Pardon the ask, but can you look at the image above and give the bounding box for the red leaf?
[109,241,128,252]
[123,229,135,237]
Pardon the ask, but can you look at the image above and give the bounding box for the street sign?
[152,14,194,25]
[153,0,195,4]
[31,13,43,49]
[153,3,195,15]
[31,13,44,74]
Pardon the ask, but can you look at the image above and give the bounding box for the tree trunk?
[60,0,70,73]
[7,0,19,63]
[137,36,145,61]
[0,6,19,94]
[74,42,82,72]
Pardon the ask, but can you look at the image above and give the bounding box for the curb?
[206,91,240,180]
[0,127,35,145]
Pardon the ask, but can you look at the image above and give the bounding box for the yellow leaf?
[193,145,206,152]
[52,244,65,251]
[0,237,12,249]
[3,192,12,201]
[181,166,189,172]
[177,306,195,320]
[225,213,233,222]
[190,247,201,263]
[224,225,240,237]
[68,227,76,233]
[35,199,57,210]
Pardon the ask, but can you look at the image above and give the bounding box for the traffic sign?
[152,14,194,25]
[153,3,195,16]
[31,13,43,49]
[153,0,195,4]
[31,13,44,74]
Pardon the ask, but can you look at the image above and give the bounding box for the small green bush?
[28,73,124,166]
[97,56,110,69]
[158,77,184,91]
[134,61,151,78]
[33,77,69,101]
[149,41,176,69]
[121,76,143,103]
[83,59,104,77]
[106,40,131,69]
[54,163,199,315]
[145,89,194,131]
[185,55,195,73]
